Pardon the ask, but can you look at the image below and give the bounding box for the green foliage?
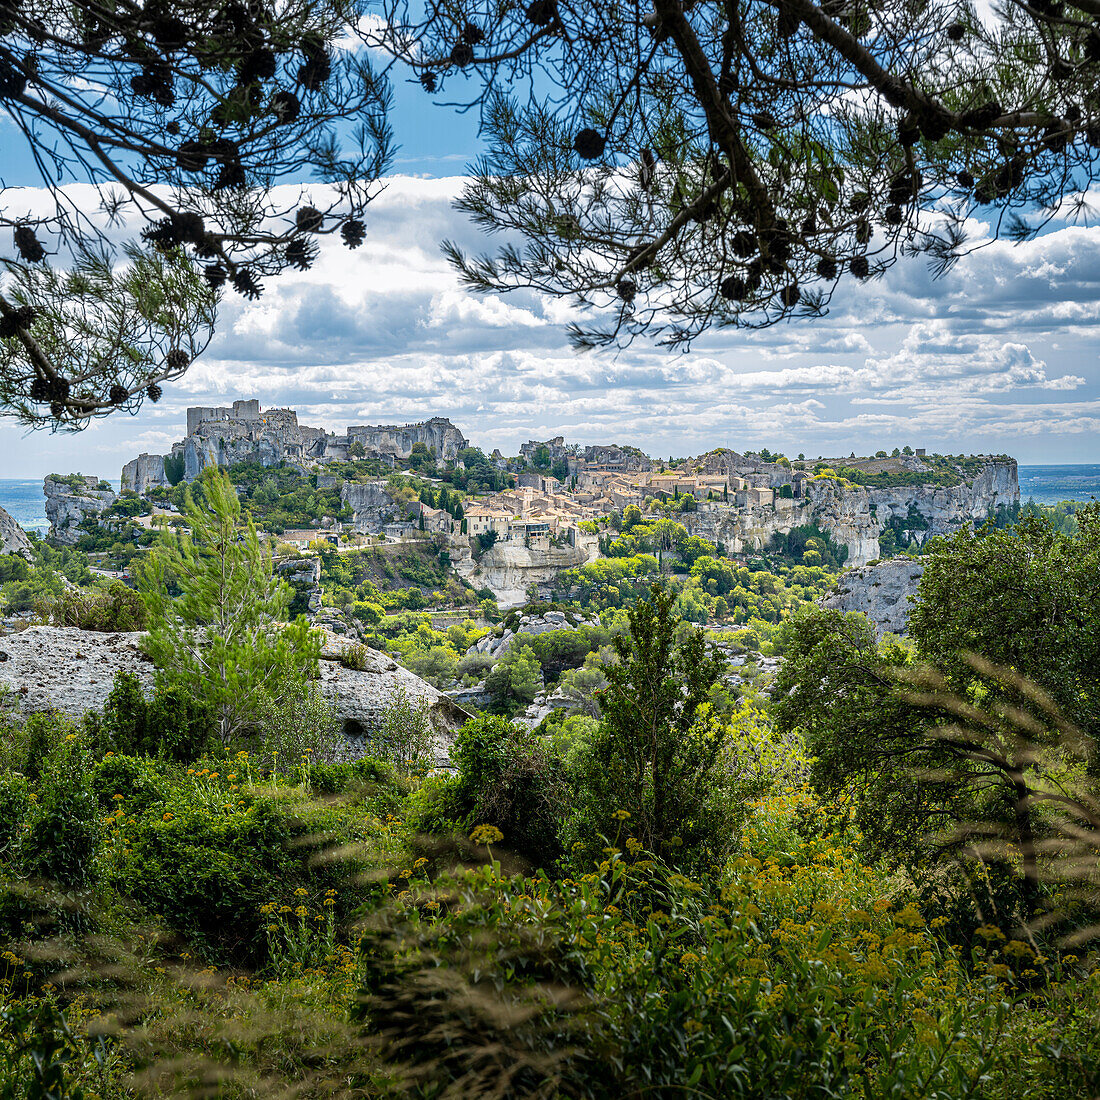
[21,729,100,888]
[413,715,570,870]
[48,582,146,631]
[90,753,168,815]
[162,453,185,486]
[88,671,214,761]
[564,585,735,872]
[140,467,319,743]
[372,684,435,770]
[485,644,543,714]
[767,523,848,569]
[910,504,1100,740]
[253,675,340,771]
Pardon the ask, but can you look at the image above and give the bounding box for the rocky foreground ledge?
[0,626,468,763]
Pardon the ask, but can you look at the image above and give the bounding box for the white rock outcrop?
[820,558,925,636]
[453,534,600,607]
[43,476,117,546]
[0,506,31,558]
[0,626,470,761]
[471,609,598,659]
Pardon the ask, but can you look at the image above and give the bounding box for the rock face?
[120,453,173,494]
[0,625,470,762]
[348,417,468,463]
[341,480,400,533]
[43,476,117,546]
[277,555,323,614]
[685,459,1018,567]
[821,558,925,636]
[0,506,32,558]
[453,533,600,607]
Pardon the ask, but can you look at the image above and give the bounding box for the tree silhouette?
[1,0,392,426]
[368,0,1100,349]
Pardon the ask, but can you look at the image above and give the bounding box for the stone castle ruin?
[122,402,468,493]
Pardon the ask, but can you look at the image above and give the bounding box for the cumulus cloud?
[2,175,1098,477]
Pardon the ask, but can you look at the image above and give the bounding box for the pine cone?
[232,269,262,299]
[946,22,965,42]
[616,279,637,302]
[462,22,484,45]
[885,204,903,225]
[271,90,300,123]
[204,263,227,289]
[166,349,189,370]
[419,71,437,93]
[956,169,975,189]
[815,256,838,280]
[109,384,128,405]
[573,128,605,159]
[296,206,324,232]
[286,238,313,269]
[849,255,870,279]
[239,47,276,85]
[526,0,556,26]
[719,276,747,301]
[780,284,800,308]
[30,377,50,401]
[14,225,45,262]
[341,219,366,248]
[146,384,163,403]
[449,42,473,67]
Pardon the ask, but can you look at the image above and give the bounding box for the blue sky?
[2,73,1098,479]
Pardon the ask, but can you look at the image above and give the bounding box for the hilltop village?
[29,401,1020,635]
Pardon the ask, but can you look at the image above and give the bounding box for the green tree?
[910,505,1100,743]
[566,584,732,869]
[140,467,319,743]
[485,645,543,713]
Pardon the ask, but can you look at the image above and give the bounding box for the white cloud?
[2,176,1098,477]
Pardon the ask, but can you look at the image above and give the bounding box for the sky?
[2,68,1099,479]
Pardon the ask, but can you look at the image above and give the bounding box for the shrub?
[47,582,146,631]
[254,675,340,770]
[90,753,167,814]
[91,671,215,761]
[112,792,365,965]
[341,643,373,671]
[22,730,100,888]
[373,685,434,770]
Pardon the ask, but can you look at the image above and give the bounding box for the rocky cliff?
[821,558,925,636]
[685,459,1018,566]
[121,452,173,495]
[452,533,600,607]
[43,476,117,546]
[348,417,468,463]
[341,480,401,533]
[0,506,31,558]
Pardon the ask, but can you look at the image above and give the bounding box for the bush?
[253,675,340,770]
[341,643,373,671]
[90,753,167,814]
[22,730,100,888]
[373,685,434,770]
[417,715,571,870]
[48,582,146,631]
[112,792,363,965]
[90,671,215,761]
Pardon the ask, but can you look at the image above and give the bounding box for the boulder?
[0,625,470,764]
[0,506,31,558]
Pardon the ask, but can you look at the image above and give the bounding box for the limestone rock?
[277,555,323,614]
[0,625,470,763]
[121,453,172,494]
[43,476,117,546]
[454,535,599,608]
[471,609,597,659]
[0,506,31,558]
[821,558,925,636]
[341,480,400,533]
